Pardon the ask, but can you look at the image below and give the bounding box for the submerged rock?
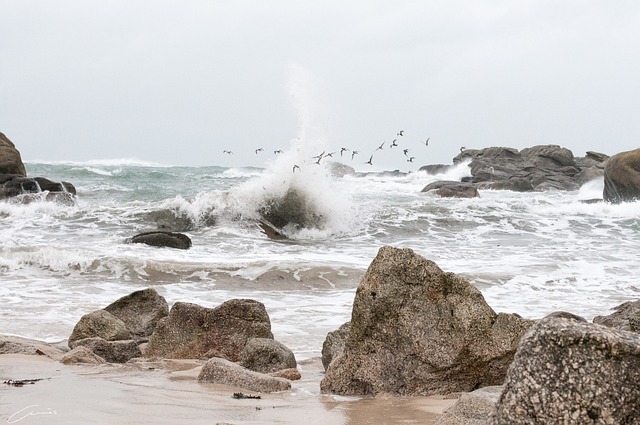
[320,246,533,396]
[421,180,480,198]
[128,231,192,250]
[603,148,640,203]
[492,315,640,424]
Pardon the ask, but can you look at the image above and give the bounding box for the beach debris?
[232,392,261,400]
[3,378,49,387]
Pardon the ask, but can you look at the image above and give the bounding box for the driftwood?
[232,392,262,399]
[4,378,49,387]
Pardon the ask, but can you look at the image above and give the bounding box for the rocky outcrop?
[197,357,292,393]
[321,321,351,371]
[128,231,192,250]
[0,132,27,176]
[492,315,640,424]
[68,310,132,347]
[446,145,608,192]
[70,337,142,363]
[603,148,640,203]
[320,246,533,396]
[435,386,502,425]
[259,188,325,231]
[104,288,169,341]
[421,181,480,198]
[593,300,640,333]
[239,338,297,373]
[145,299,274,361]
[419,164,456,175]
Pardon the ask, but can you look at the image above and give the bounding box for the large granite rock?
[68,310,132,347]
[70,337,142,363]
[104,288,169,340]
[593,300,640,333]
[128,231,192,250]
[421,181,480,198]
[603,148,640,203]
[239,338,297,373]
[435,386,502,425]
[321,321,351,371]
[492,316,640,424]
[0,335,65,360]
[197,357,291,393]
[259,188,325,231]
[145,299,274,360]
[320,246,533,396]
[0,132,27,176]
[60,346,107,365]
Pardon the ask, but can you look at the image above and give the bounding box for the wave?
[25,158,175,168]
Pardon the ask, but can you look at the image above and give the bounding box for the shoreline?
[1,350,456,424]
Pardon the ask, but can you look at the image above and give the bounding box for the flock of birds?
[222,130,449,172]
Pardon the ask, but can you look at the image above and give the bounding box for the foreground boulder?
[239,338,297,373]
[435,386,502,425]
[492,316,640,424]
[128,231,192,250]
[70,337,141,363]
[104,288,169,340]
[321,321,351,371]
[146,299,274,360]
[197,357,291,393]
[68,310,131,347]
[320,246,533,396]
[603,148,640,203]
[0,132,27,176]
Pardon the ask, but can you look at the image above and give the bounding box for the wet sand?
[1,354,456,425]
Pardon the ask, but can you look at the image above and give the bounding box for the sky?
[1,1,640,171]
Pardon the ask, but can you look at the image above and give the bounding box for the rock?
[270,368,301,381]
[69,337,142,363]
[257,219,288,240]
[33,177,76,195]
[421,181,480,198]
[327,161,356,177]
[258,188,325,231]
[104,288,169,341]
[603,148,640,203]
[60,346,107,365]
[239,338,297,373]
[128,231,192,249]
[68,310,132,348]
[492,316,640,424]
[0,335,65,360]
[197,357,291,393]
[320,247,533,396]
[321,321,351,371]
[419,164,456,175]
[435,386,502,425]
[0,132,27,176]
[593,300,640,333]
[146,299,274,361]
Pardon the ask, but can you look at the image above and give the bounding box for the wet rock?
[435,386,502,425]
[68,310,132,348]
[321,321,351,371]
[0,132,27,176]
[603,148,640,203]
[0,335,65,360]
[259,188,325,231]
[70,337,142,363]
[239,338,297,373]
[327,161,356,177]
[104,288,169,341]
[492,316,640,424]
[197,357,291,393]
[421,181,480,198]
[60,346,107,365]
[320,246,533,396]
[146,299,273,361]
[419,164,456,175]
[270,368,301,381]
[593,300,640,333]
[128,231,192,249]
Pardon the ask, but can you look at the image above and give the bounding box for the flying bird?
[325,151,336,157]
[376,142,385,151]
[407,157,415,162]
[460,146,466,153]
[255,148,264,154]
[351,150,359,160]
[340,147,349,157]
[397,130,404,136]
[365,154,373,165]
[223,150,233,154]
[403,149,410,156]
[390,139,398,148]
[292,165,300,173]
[274,150,283,154]
[424,137,430,146]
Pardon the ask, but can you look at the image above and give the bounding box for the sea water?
[1,157,639,360]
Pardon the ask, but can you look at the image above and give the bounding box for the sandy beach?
[1,353,456,425]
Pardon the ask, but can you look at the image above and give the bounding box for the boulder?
[258,188,325,231]
[270,368,301,381]
[0,335,65,360]
[60,346,107,365]
[68,310,132,347]
[593,300,640,333]
[128,231,192,250]
[327,161,356,177]
[421,181,480,198]
[145,299,273,361]
[239,337,297,373]
[69,337,142,363]
[419,164,456,175]
[104,288,169,340]
[435,386,502,425]
[603,148,640,203]
[0,132,27,176]
[320,246,533,396]
[197,357,291,393]
[492,316,640,424]
[321,321,351,371]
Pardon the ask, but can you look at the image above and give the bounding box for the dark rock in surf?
[70,337,142,363]
[492,316,640,424]
[104,288,169,341]
[603,148,640,203]
[320,246,533,396]
[421,181,479,198]
[128,231,192,250]
[146,299,274,361]
[239,337,297,373]
[197,357,292,393]
[257,219,288,240]
[321,321,351,371]
[419,164,456,175]
[259,188,325,231]
[68,310,132,348]
[0,132,27,176]
[593,300,640,333]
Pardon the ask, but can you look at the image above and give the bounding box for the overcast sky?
[1,1,639,171]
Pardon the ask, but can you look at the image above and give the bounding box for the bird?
[365,154,373,165]
[397,130,404,136]
[403,148,410,156]
[424,137,430,146]
[274,150,283,154]
[223,150,233,154]
[313,151,325,160]
[459,146,466,153]
[407,157,415,162]
[390,139,398,148]
[292,164,300,173]
[255,148,264,154]
[340,147,349,157]
[376,142,385,151]
[325,151,336,157]
[351,150,359,160]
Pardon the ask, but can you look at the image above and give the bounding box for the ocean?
[1,155,638,361]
